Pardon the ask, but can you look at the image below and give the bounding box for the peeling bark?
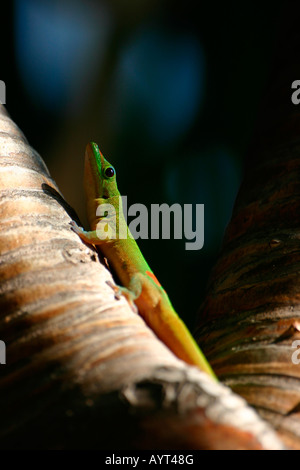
[0,105,283,449]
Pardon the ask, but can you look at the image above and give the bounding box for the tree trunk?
[0,105,283,450]
[196,9,300,450]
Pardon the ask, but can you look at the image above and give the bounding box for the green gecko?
[71,142,217,380]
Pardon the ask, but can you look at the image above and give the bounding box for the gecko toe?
[106,281,138,313]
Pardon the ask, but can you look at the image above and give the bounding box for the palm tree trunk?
[196,7,300,449]
[0,105,283,449]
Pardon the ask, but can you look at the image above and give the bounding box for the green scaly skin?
[71,142,217,380]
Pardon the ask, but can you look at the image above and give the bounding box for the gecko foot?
[70,220,84,235]
[106,280,138,313]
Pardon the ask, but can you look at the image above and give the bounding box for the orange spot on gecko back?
[146,270,162,287]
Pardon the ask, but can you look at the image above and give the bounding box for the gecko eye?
[104,167,115,178]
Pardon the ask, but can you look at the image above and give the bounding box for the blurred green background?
[4,0,282,328]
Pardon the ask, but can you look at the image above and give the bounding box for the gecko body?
[71,142,217,380]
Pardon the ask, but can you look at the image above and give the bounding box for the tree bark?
[196,9,300,450]
[0,105,283,450]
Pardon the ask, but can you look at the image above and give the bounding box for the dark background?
[3,0,283,328]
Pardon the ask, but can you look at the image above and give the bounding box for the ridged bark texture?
[196,11,300,449]
[0,105,283,449]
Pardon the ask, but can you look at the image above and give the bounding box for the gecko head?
[84,142,119,200]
